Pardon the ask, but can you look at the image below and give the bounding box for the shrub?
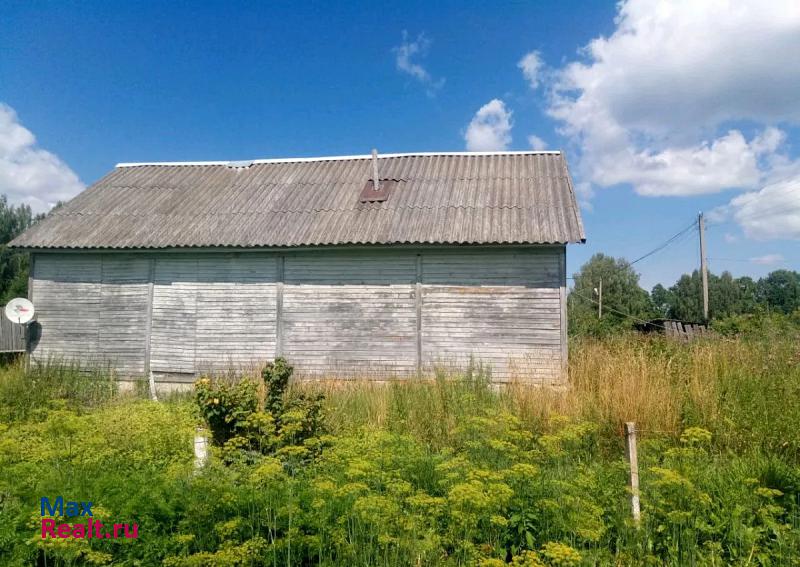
[194,377,258,445]
[263,357,293,418]
[193,358,326,463]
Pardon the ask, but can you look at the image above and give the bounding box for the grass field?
[0,326,798,565]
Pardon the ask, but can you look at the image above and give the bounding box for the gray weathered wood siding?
[421,249,563,381]
[99,255,150,374]
[282,250,418,377]
[30,254,150,373]
[29,246,567,384]
[31,254,103,363]
[150,255,279,381]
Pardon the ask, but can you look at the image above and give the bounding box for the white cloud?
[750,253,785,266]
[464,99,513,151]
[393,31,445,96]
[546,0,800,199]
[527,135,548,150]
[727,176,800,240]
[723,232,738,244]
[0,103,84,213]
[590,129,775,196]
[518,51,544,89]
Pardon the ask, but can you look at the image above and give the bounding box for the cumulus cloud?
[546,0,800,202]
[518,51,544,89]
[727,177,800,240]
[464,99,513,151]
[527,135,548,151]
[590,129,777,196]
[750,253,785,266]
[393,31,445,96]
[0,103,84,213]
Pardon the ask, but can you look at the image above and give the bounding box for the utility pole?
[598,277,603,319]
[698,212,709,321]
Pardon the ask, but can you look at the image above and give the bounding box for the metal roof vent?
[359,149,393,203]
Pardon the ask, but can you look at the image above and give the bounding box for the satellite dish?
[5,298,35,324]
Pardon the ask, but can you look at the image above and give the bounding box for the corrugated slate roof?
[10,151,586,249]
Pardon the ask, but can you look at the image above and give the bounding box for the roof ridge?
[115,150,562,168]
[51,203,564,216]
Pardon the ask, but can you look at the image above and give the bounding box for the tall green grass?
[0,358,120,421]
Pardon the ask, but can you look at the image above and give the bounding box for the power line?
[570,289,670,331]
[629,219,698,266]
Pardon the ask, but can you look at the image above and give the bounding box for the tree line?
[569,253,800,335]
[0,197,45,305]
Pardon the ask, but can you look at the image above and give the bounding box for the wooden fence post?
[624,422,641,525]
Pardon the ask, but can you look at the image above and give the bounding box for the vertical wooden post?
[624,422,641,525]
[144,257,157,401]
[275,255,285,358]
[699,212,709,321]
[415,253,423,377]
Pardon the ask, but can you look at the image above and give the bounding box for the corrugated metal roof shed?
[10,151,586,249]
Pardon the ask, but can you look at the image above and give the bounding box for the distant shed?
[10,151,585,385]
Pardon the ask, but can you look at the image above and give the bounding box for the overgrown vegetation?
[1,325,798,565]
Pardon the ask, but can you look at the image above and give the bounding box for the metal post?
[371,148,381,191]
[699,212,709,321]
[624,422,641,525]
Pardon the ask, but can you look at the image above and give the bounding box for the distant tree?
[735,276,760,314]
[650,283,672,318]
[662,270,751,321]
[757,270,800,314]
[710,271,743,319]
[568,253,653,335]
[653,268,800,322]
[666,271,703,321]
[0,196,46,304]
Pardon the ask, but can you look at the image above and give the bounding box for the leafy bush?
[194,377,258,445]
[194,357,326,464]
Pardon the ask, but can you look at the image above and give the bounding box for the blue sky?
[1,0,798,290]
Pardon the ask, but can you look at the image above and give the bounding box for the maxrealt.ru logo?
[40,497,138,539]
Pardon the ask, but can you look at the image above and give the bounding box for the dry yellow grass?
[300,332,797,447]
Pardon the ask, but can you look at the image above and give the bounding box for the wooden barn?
[10,151,585,386]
